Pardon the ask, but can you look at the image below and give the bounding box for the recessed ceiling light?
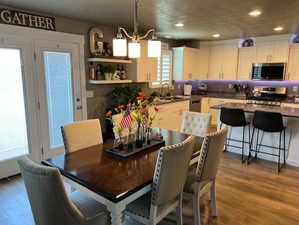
[175,23,184,27]
[212,34,220,38]
[273,26,284,31]
[249,10,262,17]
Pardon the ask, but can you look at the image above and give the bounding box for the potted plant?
[102,64,115,80]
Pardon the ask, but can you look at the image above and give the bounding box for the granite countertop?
[211,102,299,118]
[192,92,297,104]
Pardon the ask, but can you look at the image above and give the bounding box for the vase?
[104,72,113,80]
[113,136,124,151]
[145,128,152,145]
[135,123,144,148]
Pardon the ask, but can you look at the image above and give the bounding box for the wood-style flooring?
[1,152,299,225]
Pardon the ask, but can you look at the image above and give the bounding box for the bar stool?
[219,107,251,163]
[248,111,286,172]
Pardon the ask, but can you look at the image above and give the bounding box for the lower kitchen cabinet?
[152,100,190,131]
[201,97,245,126]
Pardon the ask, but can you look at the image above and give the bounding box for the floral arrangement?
[105,92,159,148]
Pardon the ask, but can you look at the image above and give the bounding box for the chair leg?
[283,129,286,166]
[210,180,217,217]
[193,187,201,225]
[255,129,260,159]
[278,131,282,173]
[248,128,255,164]
[176,194,183,225]
[241,126,245,163]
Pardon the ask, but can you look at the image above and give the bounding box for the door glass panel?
[43,51,74,148]
[0,48,29,161]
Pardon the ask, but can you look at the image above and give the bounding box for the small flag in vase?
[120,107,132,129]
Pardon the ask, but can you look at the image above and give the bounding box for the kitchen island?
[211,102,299,167]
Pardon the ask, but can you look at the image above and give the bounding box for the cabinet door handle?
[149,73,151,81]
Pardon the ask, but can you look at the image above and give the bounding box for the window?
[152,43,172,87]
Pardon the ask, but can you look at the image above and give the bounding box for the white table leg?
[107,203,126,225]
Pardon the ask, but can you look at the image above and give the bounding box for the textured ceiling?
[1,0,299,40]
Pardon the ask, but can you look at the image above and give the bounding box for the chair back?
[196,126,228,182]
[61,119,103,153]
[17,157,82,225]
[220,107,247,127]
[151,136,195,206]
[180,112,211,137]
[253,110,284,132]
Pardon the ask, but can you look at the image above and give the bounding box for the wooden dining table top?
[42,128,189,203]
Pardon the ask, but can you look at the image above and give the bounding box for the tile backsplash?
[174,80,299,96]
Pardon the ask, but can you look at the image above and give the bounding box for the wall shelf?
[88,80,133,84]
[88,57,132,64]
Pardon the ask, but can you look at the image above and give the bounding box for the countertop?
[211,102,299,118]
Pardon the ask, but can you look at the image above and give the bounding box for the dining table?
[42,128,189,225]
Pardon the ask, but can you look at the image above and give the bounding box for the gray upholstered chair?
[180,112,211,165]
[184,126,228,225]
[17,157,110,225]
[61,119,103,153]
[125,136,196,225]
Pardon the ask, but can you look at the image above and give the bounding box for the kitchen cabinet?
[201,97,245,126]
[286,44,299,80]
[173,47,208,80]
[126,40,158,82]
[237,47,256,80]
[152,100,189,131]
[208,44,238,80]
[256,40,289,63]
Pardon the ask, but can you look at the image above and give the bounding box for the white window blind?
[152,43,172,86]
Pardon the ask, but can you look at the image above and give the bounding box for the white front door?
[0,36,40,179]
[35,40,86,159]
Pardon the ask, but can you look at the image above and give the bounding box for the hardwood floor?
[1,152,299,225]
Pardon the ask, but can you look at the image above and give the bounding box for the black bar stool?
[219,107,251,163]
[248,110,286,172]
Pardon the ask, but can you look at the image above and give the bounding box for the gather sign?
[0,8,56,31]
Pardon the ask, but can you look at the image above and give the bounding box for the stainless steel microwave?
[251,63,286,80]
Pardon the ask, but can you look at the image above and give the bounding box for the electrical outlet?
[86,90,94,98]
[228,84,233,89]
[293,86,298,92]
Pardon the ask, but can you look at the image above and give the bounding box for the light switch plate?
[86,90,94,98]
[292,86,298,92]
[228,84,233,89]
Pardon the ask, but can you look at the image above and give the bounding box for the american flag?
[120,107,133,129]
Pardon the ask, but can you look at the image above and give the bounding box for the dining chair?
[180,111,211,165]
[61,119,103,153]
[125,135,196,225]
[17,157,110,225]
[184,126,228,225]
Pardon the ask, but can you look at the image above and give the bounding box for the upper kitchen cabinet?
[255,40,289,63]
[173,47,208,80]
[208,43,238,80]
[126,40,158,82]
[237,46,257,80]
[287,44,299,80]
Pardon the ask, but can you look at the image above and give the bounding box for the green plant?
[107,86,142,108]
[102,64,115,74]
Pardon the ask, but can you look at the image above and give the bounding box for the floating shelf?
[88,80,133,84]
[88,57,132,64]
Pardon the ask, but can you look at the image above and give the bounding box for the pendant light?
[113,0,161,58]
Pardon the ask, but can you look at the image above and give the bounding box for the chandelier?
[113,0,161,58]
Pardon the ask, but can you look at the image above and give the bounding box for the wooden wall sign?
[0,8,56,31]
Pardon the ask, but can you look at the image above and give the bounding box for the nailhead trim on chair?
[196,128,228,181]
[151,136,195,205]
